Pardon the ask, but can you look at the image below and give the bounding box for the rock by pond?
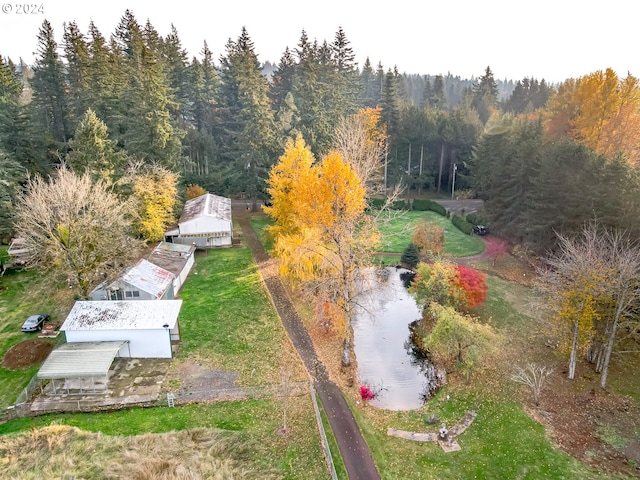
[353,267,444,410]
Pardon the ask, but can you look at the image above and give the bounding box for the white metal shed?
[166,193,233,248]
[60,300,182,358]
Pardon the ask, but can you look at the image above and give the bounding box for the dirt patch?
[2,339,55,370]
[524,371,640,478]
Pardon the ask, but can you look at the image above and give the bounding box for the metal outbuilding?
[37,341,129,394]
[60,300,182,358]
[165,193,233,248]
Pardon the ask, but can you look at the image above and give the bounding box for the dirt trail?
[237,212,381,480]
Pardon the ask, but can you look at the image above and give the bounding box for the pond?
[352,267,441,410]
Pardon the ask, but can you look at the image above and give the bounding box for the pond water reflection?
[353,267,439,410]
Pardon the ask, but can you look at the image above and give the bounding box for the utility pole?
[451,163,458,199]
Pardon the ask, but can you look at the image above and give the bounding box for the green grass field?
[0,263,64,406]
[177,247,299,385]
[0,246,331,479]
[250,211,486,258]
[377,210,485,257]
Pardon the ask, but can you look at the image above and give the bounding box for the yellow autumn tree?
[544,69,640,165]
[133,165,179,242]
[267,139,380,365]
[535,225,615,380]
[186,184,207,200]
[263,134,315,241]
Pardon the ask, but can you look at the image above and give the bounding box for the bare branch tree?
[510,363,554,406]
[13,165,143,299]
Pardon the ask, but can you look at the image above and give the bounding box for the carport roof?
[37,341,128,379]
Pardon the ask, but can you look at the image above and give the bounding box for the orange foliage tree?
[412,221,444,257]
[186,184,207,199]
[265,136,380,365]
[544,69,640,165]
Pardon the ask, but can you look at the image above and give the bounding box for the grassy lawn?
[250,215,275,251]
[0,398,329,479]
[352,392,602,480]
[177,246,306,385]
[0,245,331,479]
[377,211,485,257]
[0,264,68,406]
[249,211,486,258]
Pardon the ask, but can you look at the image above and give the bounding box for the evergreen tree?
[218,27,278,198]
[401,242,420,269]
[66,108,125,182]
[0,149,25,241]
[471,66,499,123]
[62,21,91,130]
[0,55,23,151]
[182,41,220,178]
[360,57,379,107]
[31,20,71,146]
[85,21,119,130]
[291,30,332,155]
[269,47,296,113]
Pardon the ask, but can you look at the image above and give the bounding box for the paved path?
[237,214,381,480]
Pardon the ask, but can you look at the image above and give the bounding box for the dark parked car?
[472,225,488,236]
[21,314,49,332]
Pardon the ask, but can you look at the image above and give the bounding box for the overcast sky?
[0,0,636,83]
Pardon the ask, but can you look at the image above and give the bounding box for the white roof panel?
[61,300,182,331]
[179,193,231,224]
[37,341,127,379]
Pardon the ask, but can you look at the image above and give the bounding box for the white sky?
[0,0,637,83]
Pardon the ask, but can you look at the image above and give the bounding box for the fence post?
[309,382,338,480]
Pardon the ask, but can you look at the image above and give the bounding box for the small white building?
[146,241,196,294]
[60,300,182,358]
[165,193,233,248]
[90,258,175,301]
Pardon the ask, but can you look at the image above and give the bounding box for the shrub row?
[465,213,488,226]
[451,214,474,235]
[412,199,447,216]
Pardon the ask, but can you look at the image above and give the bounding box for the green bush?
[466,213,488,226]
[401,243,420,269]
[451,214,474,235]
[367,197,386,210]
[391,200,408,210]
[412,199,446,216]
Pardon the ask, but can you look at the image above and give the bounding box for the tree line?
[2,10,640,257]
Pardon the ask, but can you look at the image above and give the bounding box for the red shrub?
[454,264,488,308]
[359,385,376,401]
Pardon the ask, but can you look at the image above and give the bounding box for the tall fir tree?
[31,20,71,147]
[218,27,278,198]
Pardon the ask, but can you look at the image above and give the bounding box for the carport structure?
[37,341,129,395]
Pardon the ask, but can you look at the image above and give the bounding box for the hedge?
[412,199,447,216]
[466,213,488,226]
[451,214,474,235]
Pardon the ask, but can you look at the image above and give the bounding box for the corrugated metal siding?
[37,341,127,379]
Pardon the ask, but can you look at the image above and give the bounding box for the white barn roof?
[37,341,127,379]
[61,300,182,331]
[120,258,175,299]
[147,242,195,277]
[179,193,231,224]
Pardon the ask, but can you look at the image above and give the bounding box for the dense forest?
[2,9,640,253]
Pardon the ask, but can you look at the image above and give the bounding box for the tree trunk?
[600,299,625,388]
[437,143,445,194]
[568,318,579,379]
[418,144,424,196]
